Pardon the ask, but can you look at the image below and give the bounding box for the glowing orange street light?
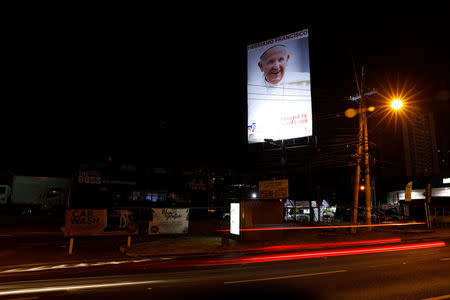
[390,98,404,110]
[360,185,365,191]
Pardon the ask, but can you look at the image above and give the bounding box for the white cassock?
[247,71,312,143]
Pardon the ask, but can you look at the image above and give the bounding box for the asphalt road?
[1,237,450,300]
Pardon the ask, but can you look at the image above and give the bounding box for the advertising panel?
[148,208,189,234]
[65,209,108,236]
[248,29,312,143]
[259,179,289,199]
[104,208,139,235]
[65,208,139,236]
[405,181,412,202]
[230,203,240,235]
[77,169,137,186]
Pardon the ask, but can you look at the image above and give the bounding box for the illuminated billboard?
[259,179,289,199]
[230,203,240,235]
[247,29,312,143]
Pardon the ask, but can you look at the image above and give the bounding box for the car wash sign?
[65,209,107,236]
[259,179,289,199]
[64,208,139,236]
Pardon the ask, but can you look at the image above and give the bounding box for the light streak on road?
[0,259,154,274]
[0,280,162,296]
[249,238,402,252]
[193,241,446,267]
[217,222,426,232]
[224,269,348,284]
[420,294,450,300]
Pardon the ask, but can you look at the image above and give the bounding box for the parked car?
[284,209,310,222]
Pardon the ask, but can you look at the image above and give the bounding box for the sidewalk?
[1,223,449,267]
[0,224,129,267]
[0,224,64,237]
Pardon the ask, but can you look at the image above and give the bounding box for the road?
[0,237,449,300]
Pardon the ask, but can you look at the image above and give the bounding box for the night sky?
[3,5,449,175]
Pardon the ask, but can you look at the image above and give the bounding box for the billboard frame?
[247,28,313,144]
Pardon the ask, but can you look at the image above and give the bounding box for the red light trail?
[217,222,426,232]
[152,240,445,269]
[199,241,446,266]
[249,238,402,252]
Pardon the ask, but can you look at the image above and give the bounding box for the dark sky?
[3,5,449,174]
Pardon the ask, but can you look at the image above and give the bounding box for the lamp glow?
[390,99,403,110]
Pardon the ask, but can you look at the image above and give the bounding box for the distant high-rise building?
[402,112,439,177]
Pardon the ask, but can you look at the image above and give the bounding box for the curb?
[120,244,250,258]
[0,232,65,238]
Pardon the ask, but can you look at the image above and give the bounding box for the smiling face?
[258,45,290,85]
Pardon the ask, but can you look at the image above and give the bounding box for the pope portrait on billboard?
[247,29,312,143]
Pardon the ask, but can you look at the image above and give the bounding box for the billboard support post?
[424,202,431,229]
[69,237,74,255]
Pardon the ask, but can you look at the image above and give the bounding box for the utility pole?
[349,67,376,232]
[361,77,372,231]
[351,100,363,233]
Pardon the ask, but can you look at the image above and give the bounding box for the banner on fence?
[148,208,189,235]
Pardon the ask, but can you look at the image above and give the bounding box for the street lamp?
[347,96,405,231]
[390,99,403,110]
[347,71,414,232]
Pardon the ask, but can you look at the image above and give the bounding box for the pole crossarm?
[348,89,378,101]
